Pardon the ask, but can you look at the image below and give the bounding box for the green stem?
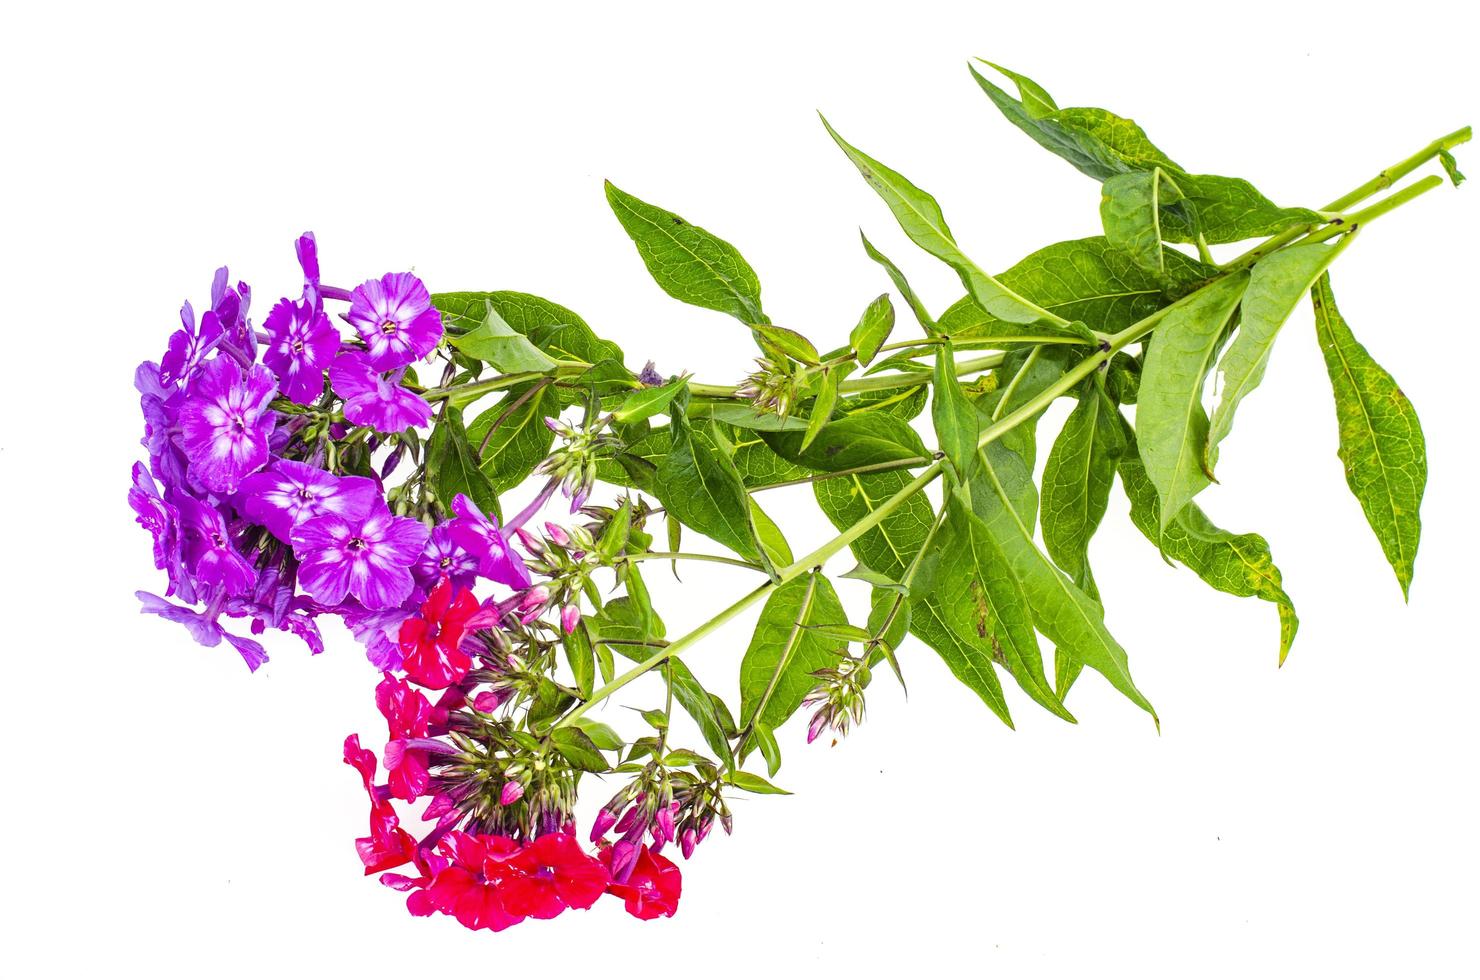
[557,581,777,728]
[1322,126,1470,212]
[623,551,766,572]
[1305,175,1443,241]
[1221,127,1467,272]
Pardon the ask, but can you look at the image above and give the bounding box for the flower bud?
[544,522,572,547]
[561,604,582,634]
[500,780,525,806]
[514,527,544,556]
[590,807,618,842]
[807,710,829,744]
[614,804,643,835]
[681,827,698,859]
[656,801,676,840]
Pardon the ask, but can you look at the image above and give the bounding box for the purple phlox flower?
[329,351,432,433]
[291,500,430,610]
[638,360,664,387]
[210,267,257,363]
[136,591,269,672]
[128,462,197,602]
[346,272,442,371]
[159,300,223,389]
[177,356,277,493]
[263,296,338,404]
[413,524,480,593]
[447,494,532,591]
[337,599,415,671]
[136,362,193,492]
[222,570,325,657]
[296,232,321,290]
[238,459,379,543]
[175,495,255,597]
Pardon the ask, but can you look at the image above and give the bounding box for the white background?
[3,2,1476,976]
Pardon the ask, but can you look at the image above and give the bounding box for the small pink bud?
[561,604,582,634]
[610,840,639,884]
[544,522,571,547]
[590,808,617,842]
[514,528,543,554]
[421,793,456,822]
[473,690,508,713]
[518,586,550,612]
[807,711,829,744]
[656,802,676,840]
[500,781,524,806]
[681,828,697,859]
[614,805,642,835]
[543,416,561,432]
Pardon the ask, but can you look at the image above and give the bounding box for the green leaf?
[604,181,766,323]
[970,445,1157,723]
[730,432,813,487]
[445,302,558,373]
[696,403,809,432]
[1439,148,1466,187]
[1137,271,1248,530]
[1206,244,1341,475]
[1310,273,1426,599]
[800,366,842,452]
[938,236,1214,342]
[752,324,820,365]
[654,398,763,563]
[860,231,938,333]
[426,406,501,519]
[563,620,595,697]
[753,723,782,777]
[466,382,559,494]
[910,596,1012,726]
[749,498,794,567]
[1119,423,1298,664]
[1100,168,1183,275]
[739,573,848,732]
[935,490,1074,721]
[549,727,609,773]
[1162,174,1321,246]
[728,770,791,795]
[849,293,896,365]
[1041,379,1126,598]
[977,60,1059,117]
[764,413,929,472]
[932,339,980,478]
[972,64,1318,246]
[613,376,689,424]
[821,115,1064,328]
[970,62,1180,183]
[572,718,625,751]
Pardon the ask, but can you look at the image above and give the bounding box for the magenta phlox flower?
[178,356,277,493]
[239,459,379,543]
[346,272,442,371]
[329,352,432,433]
[291,501,430,610]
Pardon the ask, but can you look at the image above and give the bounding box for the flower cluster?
[129,233,547,672]
[342,585,683,928]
